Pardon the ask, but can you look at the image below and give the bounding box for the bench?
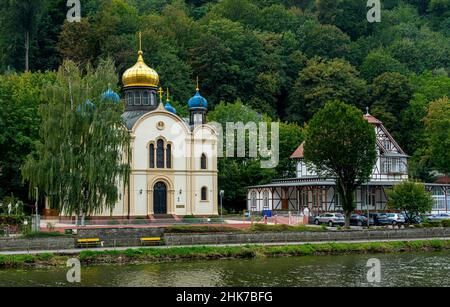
[77,238,102,248]
[140,237,163,246]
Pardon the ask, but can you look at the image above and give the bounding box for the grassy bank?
[1,239,449,269]
[164,224,326,233]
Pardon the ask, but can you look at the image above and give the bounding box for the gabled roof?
[291,142,305,159]
[363,114,382,124]
[290,112,405,159]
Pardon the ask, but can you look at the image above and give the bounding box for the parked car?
[366,213,385,226]
[421,214,434,222]
[377,213,405,226]
[401,212,422,224]
[314,213,345,227]
[350,214,369,226]
[428,213,450,222]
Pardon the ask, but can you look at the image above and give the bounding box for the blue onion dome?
[101,87,121,103]
[165,102,177,114]
[76,99,96,113]
[188,90,208,109]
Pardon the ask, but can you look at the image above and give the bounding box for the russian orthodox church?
[48,43,218,219]
[247,110,449,215]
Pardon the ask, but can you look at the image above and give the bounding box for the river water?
[1,251,449,287]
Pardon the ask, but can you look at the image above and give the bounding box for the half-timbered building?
[247,111,449,215]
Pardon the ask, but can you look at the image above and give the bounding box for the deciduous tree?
[424,97,450,176]
[303,101,377,227]
[22,59,131,220]
[387,181,434,224]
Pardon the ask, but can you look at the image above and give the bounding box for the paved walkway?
[1,237,448,256]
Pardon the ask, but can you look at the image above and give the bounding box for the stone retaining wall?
[0,237,74,251]
[164,227,450,246]
[1,227,449,251]
[76,227,164,247]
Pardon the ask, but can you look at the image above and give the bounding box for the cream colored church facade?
[111,104,219,218]
[114,48,219,218]
[51,46,218,219]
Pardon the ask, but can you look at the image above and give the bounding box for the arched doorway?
[153,182,167,214]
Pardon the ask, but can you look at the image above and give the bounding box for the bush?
[0,215,25,226]
[421,221,443,228]
[250,224,326,232]
[165,226,242,233]
[23,231,65,238]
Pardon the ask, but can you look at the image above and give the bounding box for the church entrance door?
[153,182,167,214]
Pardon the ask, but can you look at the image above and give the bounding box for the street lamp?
[220,190,225,224]
[34,187,39,232]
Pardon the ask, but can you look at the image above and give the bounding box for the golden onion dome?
[122,50,159,88]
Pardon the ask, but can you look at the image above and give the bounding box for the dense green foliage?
[303,101,377,226]
[424,97,450,176]
[0,0,449,209]
[0,215,24,226]
[0,72,56,202]
[387,181,434,223]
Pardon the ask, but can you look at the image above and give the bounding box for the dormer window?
[383,139,391,151]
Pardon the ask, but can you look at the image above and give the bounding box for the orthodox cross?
[158,87,164,104]
[138,31,142,51]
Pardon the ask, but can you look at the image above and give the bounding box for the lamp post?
[220,190,224,224]
[34,187,39,232]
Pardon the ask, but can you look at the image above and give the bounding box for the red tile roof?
[435,176,450,184]
[290,114,383,159]
[364,114,382,124]
[290,142,305,159]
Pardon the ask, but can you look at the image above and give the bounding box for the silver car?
[428,213,450,221]
[378,213,405,225]
[314,213,345,227]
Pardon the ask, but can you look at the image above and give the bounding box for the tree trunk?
[337,181,356,228]
[25,31,29,72]
[344,210,351,228]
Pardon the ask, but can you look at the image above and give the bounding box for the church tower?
[188,78,208,126]
[121,33,161,129]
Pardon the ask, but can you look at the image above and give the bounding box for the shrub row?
[417,220,450,228]
[0,215,25,226]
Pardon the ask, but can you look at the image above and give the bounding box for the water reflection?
[0,251,449,287]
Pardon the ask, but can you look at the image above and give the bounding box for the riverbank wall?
[1,227,450,251]
[0,236,74,252]
[164,227,450,246]
[1,240,450,269]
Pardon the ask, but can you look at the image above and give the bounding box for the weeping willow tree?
[22,59,131,220]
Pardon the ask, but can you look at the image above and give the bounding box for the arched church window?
[157,139,165,168]
[126,93,132,106]
[166,144,172,168]
[201,154,207,170]
[151,92,156,106]
[149,143,155,169]
[134,92,140,106]
[143,91,149,106]
[201,187,208,201]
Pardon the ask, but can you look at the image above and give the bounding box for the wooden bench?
[140,237,163,246]
[77,238,102,248]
